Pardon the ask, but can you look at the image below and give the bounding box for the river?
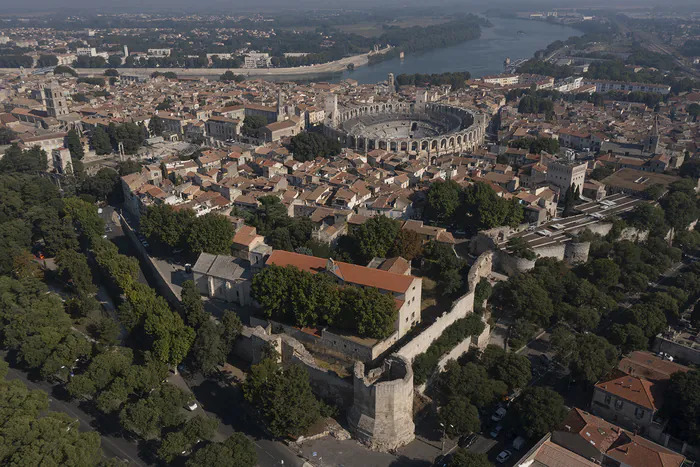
[272,17,581,84]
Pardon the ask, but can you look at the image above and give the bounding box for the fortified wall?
[396,250,493,362]
[233,324,354,408]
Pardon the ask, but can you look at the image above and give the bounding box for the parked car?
[490,424,503,438]
[512,436,526,450]
[491,406,507,422]
[433,454,452,467]
[458,433,478,448]
[496,450,512,463]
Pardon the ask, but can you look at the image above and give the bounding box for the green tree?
[287,132,342,162]
[241,115,268,139]
[480,345,531,391]
[182,280,207,328]
[243,359,321,437]
[55,249,96,295]
[354,286,398,339]
[90,126,112,155]
[142,298,195,366]
[219,71,245,83]
[626,303,667,338]
[158,416,218,463]
[424,179,461,225]
[187,213,235,254]
[140,204,195,248]
[609,323,648,353]
[120,384,189,439]
[116,159,142,176]
[66,129,84,160]
[0,126,17,145]
[191,320,226,376]
[570,334,618,384]
[447,449,492,467]
[220,310,243,355]
[590,165,614,181]
[80,167,119,201]
[584,258,620,291]
[662,370,700,444]
[504,274,554,326]
[628,204,667,234]
[352,215,401,263]
[63,197,104,240]
[423,241,466,296]
[461,182,523,233]
[439,396,480,438]
[186,432,257,467]
[512,387,568,438]
[389,228,423,260]
[0,145,47,173]
[37,54,58,67]
[437,360,507,409]
[148,115,165,137]
[662,191,699,231]
[679,158,700,178]
[108,55,122,68]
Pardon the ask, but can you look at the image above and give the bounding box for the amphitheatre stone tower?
[347,355,415,451]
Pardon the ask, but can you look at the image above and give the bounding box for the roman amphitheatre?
[323,94,488,157]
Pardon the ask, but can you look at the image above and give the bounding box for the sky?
[4,0,699,15]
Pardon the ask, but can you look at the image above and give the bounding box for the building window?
[604,394,611,405]
[635,407,645,419]
[614,399,624,411]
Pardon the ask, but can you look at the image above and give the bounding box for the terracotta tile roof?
[266,250,416,294]
[618,351,689,382]
[379,257,410,275]
[606,433,685,467]
[595,374,660,410]
[534,439,598,467]
[233,225,261,247]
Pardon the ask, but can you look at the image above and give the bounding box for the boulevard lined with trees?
[0,156,257,465]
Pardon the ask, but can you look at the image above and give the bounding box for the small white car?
[186,401,198,411]
[496,450,512,463]
[491,406,507,422]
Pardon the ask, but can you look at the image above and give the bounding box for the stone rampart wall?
[396,251,493,362]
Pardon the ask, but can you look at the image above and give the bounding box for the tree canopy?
[512,387,568,438]
[243,358,321,438]
[287,132,341,162]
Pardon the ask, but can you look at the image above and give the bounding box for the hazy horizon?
[3,0,700,16]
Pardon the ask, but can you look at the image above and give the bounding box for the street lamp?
[439,423,454,453]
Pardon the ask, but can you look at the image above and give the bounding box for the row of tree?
[424,180,524,233]
[287,132,342,162]
[251,264,398,339]
[140,204,236,256]
[435,345,567,441]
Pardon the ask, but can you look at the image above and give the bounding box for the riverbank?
[0,46,394,80]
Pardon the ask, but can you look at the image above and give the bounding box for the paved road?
[184,374,305,467]
[4,363,144,466]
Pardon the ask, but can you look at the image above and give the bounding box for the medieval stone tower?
[644,115,661,154]
[347,355,415,451]
[325,92,339,127]
[43,81,69,117]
